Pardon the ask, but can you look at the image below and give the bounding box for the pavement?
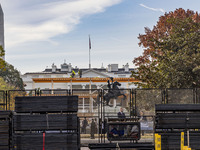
[80,136,153,149]
[81,147,90,150]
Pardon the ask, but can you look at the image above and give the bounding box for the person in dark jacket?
[118,107,126,118]
[81,117,88,134]
[117,107,126,136]
[90,119,96,139]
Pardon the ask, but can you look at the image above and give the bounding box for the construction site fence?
[0,88,199,112]
[0,88,199,145]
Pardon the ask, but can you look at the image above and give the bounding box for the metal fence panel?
[166,88,194,104]
[8,90,30,111]
[2,88,200,147]
[103,89,131,118]
[72,89,101,144]
[135,89,163,116]
[135,89,162,142]
[72,89,101,114]
[196,88,200,104]
[0,91,6,110]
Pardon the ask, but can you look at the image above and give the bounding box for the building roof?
[32,77,139,83]
[82,69,110,78]
[22,62,135,77]
[24,68,135,75]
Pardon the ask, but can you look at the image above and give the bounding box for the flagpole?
[89,35,91,70]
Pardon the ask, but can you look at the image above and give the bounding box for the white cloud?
[140,3,165,13]
[7,51,87,60]
[1,0,122,48]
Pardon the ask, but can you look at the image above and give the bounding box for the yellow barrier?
[181,132,191,150]
[155,133,161,150]
[155,132,192,150]
[181,132,184,150]
[183,146,191,150]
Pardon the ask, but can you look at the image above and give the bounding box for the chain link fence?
[0,90,6,110]
[3,88,199,113]
[166,88,195,104]
[135,89,163,116]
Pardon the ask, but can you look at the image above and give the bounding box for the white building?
[21,62,137,90]
[21,62,139,115]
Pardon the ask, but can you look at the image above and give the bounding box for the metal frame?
[0,90,7,110]
[4,88,200,111]
[1,88,198,147]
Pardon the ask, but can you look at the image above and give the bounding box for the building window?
[56,75,63,77]
[44,75,51,78]
[32,75,39,78]
[118,75,126,77]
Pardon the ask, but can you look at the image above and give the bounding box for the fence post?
[8,91,10,111]
[35,89,37,96]
[134,89,137,117]
[165,88,168,104]
[130,89,135,117]
[187,130,190,148]
[162,89,165,104]
[5,91,8,110]
[193,88,197,104]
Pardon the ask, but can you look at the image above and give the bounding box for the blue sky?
[0,0,200,74]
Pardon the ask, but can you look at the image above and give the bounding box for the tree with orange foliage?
[132,8,200,88]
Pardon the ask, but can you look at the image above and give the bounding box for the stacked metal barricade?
[155,104,200,150]
[13,96,80,150]
[0,111,12,150]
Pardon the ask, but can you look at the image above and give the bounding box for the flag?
[89,35,91,69]
[89,35,91,49]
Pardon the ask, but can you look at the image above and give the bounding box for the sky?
[0,0,200,74]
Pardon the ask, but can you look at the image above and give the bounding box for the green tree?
[0,77,15,110]
[0,62,24,90]
[0,45,23,90]
[0,77,14,90]
[132,8,200,88]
